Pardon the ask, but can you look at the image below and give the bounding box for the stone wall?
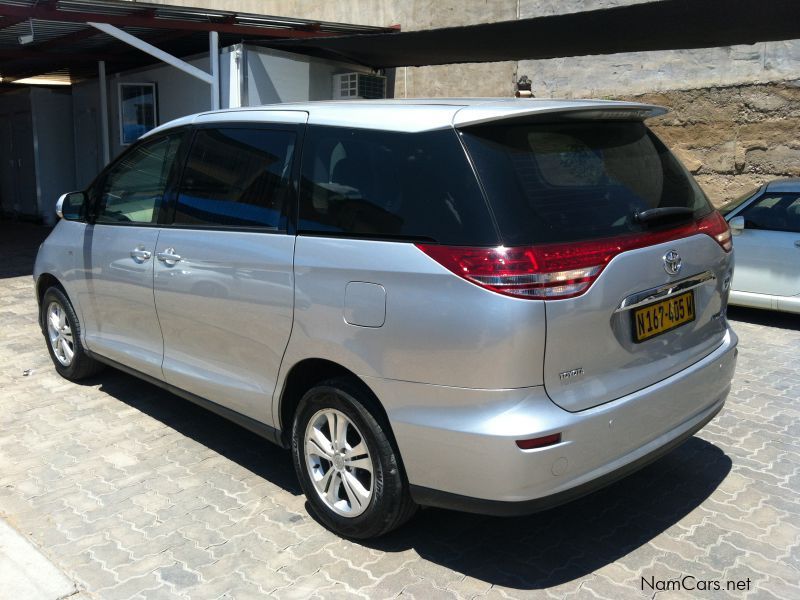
[136,1,800,98]
[619,82,800,208]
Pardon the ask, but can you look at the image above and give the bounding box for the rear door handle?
[156,248,181,265]
[130,248,152,262]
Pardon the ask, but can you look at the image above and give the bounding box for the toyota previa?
[35,99,738,538]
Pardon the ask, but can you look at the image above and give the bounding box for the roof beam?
[88,22,213,84]
[0,16,25,30]
[28,26,102,50]
[0,28,196,83]
[0,4,338,39]
[0,48,121,61]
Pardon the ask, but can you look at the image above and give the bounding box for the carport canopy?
[0,0,395,87]
[258,0,800,68]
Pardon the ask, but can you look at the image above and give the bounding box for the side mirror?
[728,215,745,235]
[56,191,86,221]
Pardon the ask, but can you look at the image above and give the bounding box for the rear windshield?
[461,121,712,246]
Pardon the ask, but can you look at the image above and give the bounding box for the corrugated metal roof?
[0,0,394,87]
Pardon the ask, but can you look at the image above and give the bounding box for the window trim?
[160,122,303,234]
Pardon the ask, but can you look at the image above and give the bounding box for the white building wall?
[71,80,102,189]
[0,88,75,224]
[243,46,373,105]
[107,54,213,157]
[30,88,76,225]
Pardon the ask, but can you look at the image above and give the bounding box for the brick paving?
[0,222,798,599]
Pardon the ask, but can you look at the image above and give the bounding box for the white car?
[723,179,800,313]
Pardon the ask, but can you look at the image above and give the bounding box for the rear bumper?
[367,327,738,515]
[410,398,723,516]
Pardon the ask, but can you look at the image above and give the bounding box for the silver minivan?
[35,99,738,538]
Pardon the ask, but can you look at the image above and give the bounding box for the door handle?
[130,248,152,262]
[156,248,181,265]
[795,241,800,248]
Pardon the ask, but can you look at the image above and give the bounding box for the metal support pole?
[89,22,213,84]
[98,60,110,165]
[209,31,219,110]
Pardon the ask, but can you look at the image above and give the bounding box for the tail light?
[416,210,731,301]
[697,210,732,252]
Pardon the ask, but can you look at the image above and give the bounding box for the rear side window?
[298,126,498,245]
[461,121,712,246]
[174,128,295,229]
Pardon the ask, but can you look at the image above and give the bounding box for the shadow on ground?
[728,305,800,331]
[366,436,730,589]
[84,367,730,591]
[87,370,302,496]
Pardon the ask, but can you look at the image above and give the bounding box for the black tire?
[40,286,104,381]
[291,377,417,539]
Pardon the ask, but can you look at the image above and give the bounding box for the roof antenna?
[515,75,533,98]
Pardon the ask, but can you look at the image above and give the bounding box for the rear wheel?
[41,287,103,380]
[291,377,416,539]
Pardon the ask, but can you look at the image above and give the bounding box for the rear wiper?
[634,207,694,226]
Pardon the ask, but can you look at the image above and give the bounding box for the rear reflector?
[516,433,562,450]
[416,210,731,300]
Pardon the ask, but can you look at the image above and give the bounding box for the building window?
[119,83,157,145]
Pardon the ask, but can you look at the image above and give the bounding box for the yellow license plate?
[633,291,695,342]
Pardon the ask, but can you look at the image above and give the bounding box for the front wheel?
[291,377,416,539]
[40,286,103,380]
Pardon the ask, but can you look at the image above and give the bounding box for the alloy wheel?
[304,408,374,517]
[46,301,74,367]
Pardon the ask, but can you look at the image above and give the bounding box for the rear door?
[154,113,304,423]
[729,191,800,297]
[461,118,732,412]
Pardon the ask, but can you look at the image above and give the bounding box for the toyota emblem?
[663,250,682,275]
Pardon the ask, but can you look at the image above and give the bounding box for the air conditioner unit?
[333,72,387,100]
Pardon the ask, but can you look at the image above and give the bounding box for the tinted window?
[461,121,712,245]
[720,186,760,216]
[298,126,497,245]
[95,134,181,224]
[174,128,295,228]
[740,192,800,233]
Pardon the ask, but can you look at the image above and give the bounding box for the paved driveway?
[0,222,798,599]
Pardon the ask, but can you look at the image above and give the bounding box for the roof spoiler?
[453,102,667,128]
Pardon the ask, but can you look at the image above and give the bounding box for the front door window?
[95,134,180,224]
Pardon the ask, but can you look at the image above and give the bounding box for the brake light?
[416,210,731,300]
